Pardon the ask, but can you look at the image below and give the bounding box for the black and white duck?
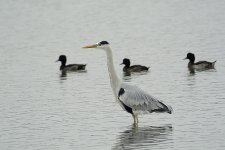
[184,53,216,71]
[120,58,150,72]
[56,55,86,71]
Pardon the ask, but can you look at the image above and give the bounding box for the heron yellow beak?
[82,44,97,48]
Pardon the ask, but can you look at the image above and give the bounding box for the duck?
[56,55,86,71]
[184,53,216,70]
[120,58,150,72]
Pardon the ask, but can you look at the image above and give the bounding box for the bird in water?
[120,58,150,72]
[83,41,172,126]
[56,55,86,71]
[184,53,216,71]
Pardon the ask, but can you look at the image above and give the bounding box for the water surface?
[1,0,225,149]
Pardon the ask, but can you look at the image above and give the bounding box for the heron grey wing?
[119,84,172,114]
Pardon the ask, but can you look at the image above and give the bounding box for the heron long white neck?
[105,47,121,97]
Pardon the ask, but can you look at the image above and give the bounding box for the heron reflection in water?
[112,125,173,150]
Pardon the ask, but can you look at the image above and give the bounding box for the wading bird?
[83,41,172,126]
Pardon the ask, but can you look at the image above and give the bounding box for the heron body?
[83,41,172,125]
[56,55,86,71]
[185,53,216,71]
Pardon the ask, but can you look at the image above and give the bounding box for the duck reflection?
[188,66,217,75]
[123,71,149,77]
[188,67,196,74]
[60,70,67,78]
[123,71,132,77]
[122,71,149,82]
[59,70,87,79]
[112,125,173,150]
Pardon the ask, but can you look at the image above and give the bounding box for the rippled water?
[1,0,225,149]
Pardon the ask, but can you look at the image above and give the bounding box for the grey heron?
[83,41,172,125]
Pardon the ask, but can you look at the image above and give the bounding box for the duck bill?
[120,63,124,65]
[82,44,97,48]
[183,57,187,60]
[55,60,59,62]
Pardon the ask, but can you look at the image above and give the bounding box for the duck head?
[57,55,67,66]
[184,53,195,63]
[120,58,131,67]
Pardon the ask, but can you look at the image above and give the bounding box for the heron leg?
[132,114,135,124]
[132,113,138,126]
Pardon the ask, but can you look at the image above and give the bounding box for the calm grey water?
[1,0,225,149]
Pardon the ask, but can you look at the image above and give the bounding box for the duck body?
[57,55,86,71]
[123,65,149,72]
[60,63,86,71]
[185,53,216,71]
[189,61,216,70]
[121,58,150,72]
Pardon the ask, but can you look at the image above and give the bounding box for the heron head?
[82,41,110,51]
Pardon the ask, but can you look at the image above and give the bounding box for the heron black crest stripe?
[99,41,109,45]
